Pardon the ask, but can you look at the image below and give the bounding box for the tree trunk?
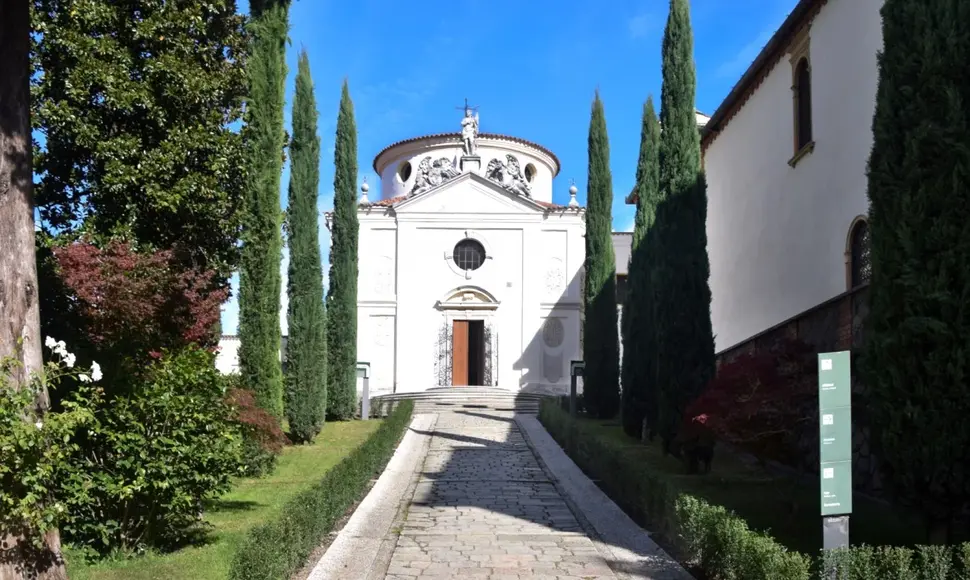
[0,1,68,578]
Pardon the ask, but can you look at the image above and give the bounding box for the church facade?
[339,110,586,397]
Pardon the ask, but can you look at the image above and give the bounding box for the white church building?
[341,109,586,397]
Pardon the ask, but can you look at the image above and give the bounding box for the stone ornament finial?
[359,177,370,204]
[568,180,579,208]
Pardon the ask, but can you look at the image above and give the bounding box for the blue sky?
[221,0,799,334]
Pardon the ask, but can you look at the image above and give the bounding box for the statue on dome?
[459,101,479,156]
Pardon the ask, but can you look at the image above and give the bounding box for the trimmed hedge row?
[538,400,970,580]
[228,400,414,580]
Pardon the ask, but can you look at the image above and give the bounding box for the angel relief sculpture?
[485,154,531,197]
[410,156,461,196]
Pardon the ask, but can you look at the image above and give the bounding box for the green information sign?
[819,406,852,463]
[818,352,851,409]
[818,351,852,517]
[820,460,853,516]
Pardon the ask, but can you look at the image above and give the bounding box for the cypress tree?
[285,50,328,442]
[238,0,290,420]
[326,81,359,421]
[653,0,715,451]
[864,0,970,543]
[621,96,661,439]
[582,92,620,419]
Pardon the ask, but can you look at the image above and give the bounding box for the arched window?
[794,57,813,151]
[453,239,486,271]
[849,219,871,288]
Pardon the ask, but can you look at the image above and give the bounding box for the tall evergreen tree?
[326,81,359,421]
[30,0,248,284]
[653,0,715,451]
[864,0,970,543]
[583,92,620,419]
[238,0,290,420]
[285,50,327,442]
[621,96,661,439]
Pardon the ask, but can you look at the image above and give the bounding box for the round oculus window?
[453,239,486,271]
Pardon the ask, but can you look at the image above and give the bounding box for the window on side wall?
[846,218,871,289]
[788,28,814,167]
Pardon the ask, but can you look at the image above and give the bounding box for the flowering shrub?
[55,346,243,554]
[685,338,817,466]
[0,339,99,547]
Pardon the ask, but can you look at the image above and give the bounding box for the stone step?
[368,388,548,417]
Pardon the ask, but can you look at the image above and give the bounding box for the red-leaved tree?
[39,241,226,393]
[685,338,817,467]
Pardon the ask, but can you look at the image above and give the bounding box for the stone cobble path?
[384,411,617,579]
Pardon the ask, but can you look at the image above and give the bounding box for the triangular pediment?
[392,172,547,215]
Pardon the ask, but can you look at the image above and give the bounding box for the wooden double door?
[452,319,486,386]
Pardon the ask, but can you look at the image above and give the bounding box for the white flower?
[35,421,43,430]
[79,374,91,383]
[91,361,102,382]
[45,336,56,349]
[63,352,76,368]
[53,340,68,358]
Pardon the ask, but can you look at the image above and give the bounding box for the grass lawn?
[556,413,926,555]
[65,419,382,580]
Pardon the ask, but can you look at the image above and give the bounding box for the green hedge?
[538,400,970,580]
[228,400,414,580]
[822,544,970,580]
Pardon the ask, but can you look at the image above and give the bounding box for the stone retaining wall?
[715,284,883,495]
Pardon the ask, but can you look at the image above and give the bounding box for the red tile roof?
[361,195,406,208]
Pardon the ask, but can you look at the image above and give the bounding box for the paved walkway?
[309,409,691,580]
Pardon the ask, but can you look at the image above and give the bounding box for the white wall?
[704,0,882,351]
[215,336,241,374]
[357,172,584,395]
[215,336,287,375]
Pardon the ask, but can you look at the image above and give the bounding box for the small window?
[850,220,871,288]
[524,163,537,183]
[453,239,486,271]
[397,161,412,183]
[794,57,813,150]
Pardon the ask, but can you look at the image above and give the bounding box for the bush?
[39,240,226,396]
[0,343,98,548]
[686,338,816,467]
[540,400,970,580]
[224,380,287,477]
[57,346,243,554]
[822,543,970,580]
[228,400,414,580]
